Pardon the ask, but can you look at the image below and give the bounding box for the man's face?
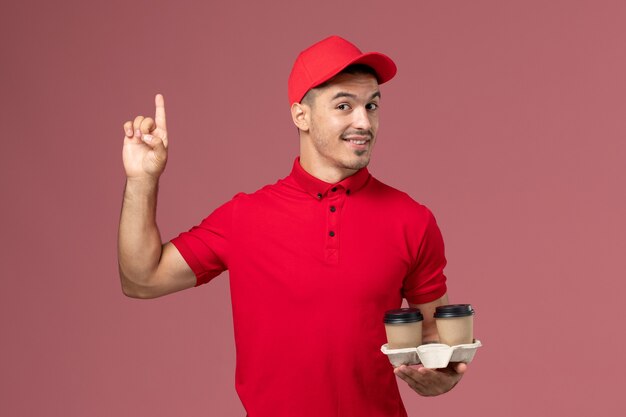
[303,72,380,175]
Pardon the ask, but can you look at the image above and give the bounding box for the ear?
[291,102,310,132]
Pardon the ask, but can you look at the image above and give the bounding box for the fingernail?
[134,129,141,138]
[125,129,132,136]
[143,134,153,143]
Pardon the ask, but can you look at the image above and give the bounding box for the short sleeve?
[170,199,233,286]
[402,208,448,304]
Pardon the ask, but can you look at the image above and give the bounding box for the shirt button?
[317,193,323,199]
[330,206,336,212]
[346,189,351,195]
[329,231,335,237]
[331,187,337,192]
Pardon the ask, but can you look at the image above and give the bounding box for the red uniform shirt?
[171,157,448,417]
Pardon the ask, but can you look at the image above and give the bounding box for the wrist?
[125,176,159,190]
[123,177,160,206]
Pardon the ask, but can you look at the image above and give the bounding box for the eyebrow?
[331,91,381,101]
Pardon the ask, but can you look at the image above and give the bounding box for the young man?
[118,35,467,417]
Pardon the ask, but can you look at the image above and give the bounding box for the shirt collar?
[289,157,371,199]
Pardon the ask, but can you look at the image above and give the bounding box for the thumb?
[451,362,468,375]
[142,134,167,161]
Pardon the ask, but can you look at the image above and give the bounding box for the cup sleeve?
[402,207,448,305]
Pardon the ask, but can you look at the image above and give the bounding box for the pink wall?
[2,0,624,416]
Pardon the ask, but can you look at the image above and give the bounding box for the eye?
[337,103,351,111]
[366,102,379,111]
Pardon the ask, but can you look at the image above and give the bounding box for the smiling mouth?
[344,138,369,145]
[341,132,372,145]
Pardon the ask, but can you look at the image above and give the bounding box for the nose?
[351,106,372,131]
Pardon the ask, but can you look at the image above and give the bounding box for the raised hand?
[122,94,169,180]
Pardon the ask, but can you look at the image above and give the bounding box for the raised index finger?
[155,93,167,131]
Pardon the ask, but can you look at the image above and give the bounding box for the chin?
[344,156,370,171]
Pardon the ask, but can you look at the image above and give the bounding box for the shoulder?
[226,176,294,209]
[366,176,435,220]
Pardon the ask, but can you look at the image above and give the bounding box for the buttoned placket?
[322,185,349,264]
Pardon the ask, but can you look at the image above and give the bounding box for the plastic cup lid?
[434,304,475,318]
[384,308,423,324]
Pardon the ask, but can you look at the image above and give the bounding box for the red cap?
[288,35,397,105]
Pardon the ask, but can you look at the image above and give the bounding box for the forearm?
[410,293,449,343]
[118,177,164,291]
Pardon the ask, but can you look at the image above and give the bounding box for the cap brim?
[308,52,397,92]
[348,52,397,84]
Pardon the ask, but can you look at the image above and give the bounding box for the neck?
[299,155,358,184]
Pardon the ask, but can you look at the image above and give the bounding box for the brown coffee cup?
[384,308,423,349]
[434,304,474,346]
